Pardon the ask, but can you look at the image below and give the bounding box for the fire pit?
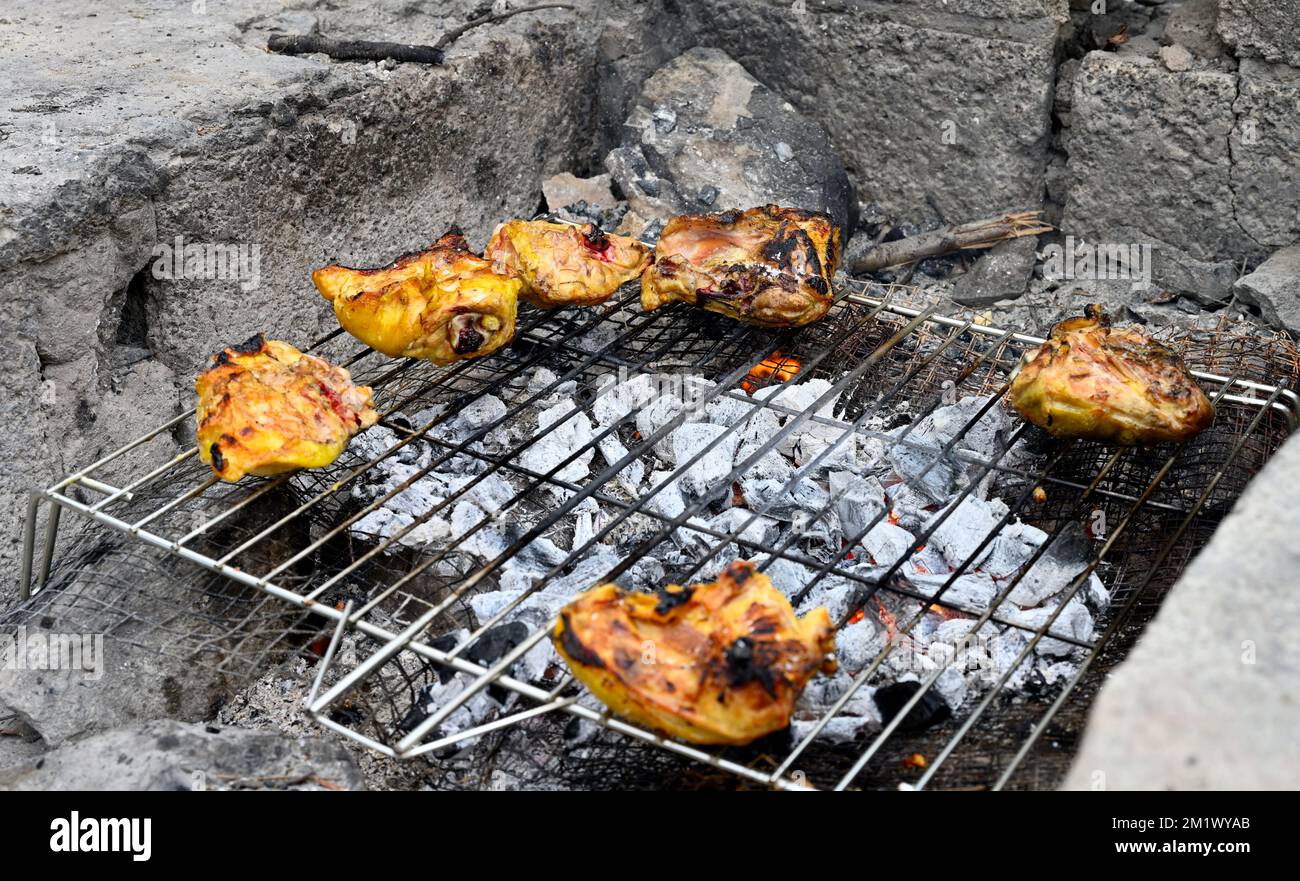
[15,277,1298,790]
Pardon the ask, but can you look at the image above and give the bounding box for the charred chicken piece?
[1009,304,1215,445]
[196,334,379,482]
[641,204,841,327]
[485,219,651,308]
[311,230,520,365]
[553,560,837,745]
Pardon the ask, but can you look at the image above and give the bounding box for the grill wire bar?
[13,277,1300,791]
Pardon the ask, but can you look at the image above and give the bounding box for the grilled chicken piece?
[1009,305,1215,445]
[196,334,379,482]
[312,230,520,365]
[486,219,651,308]
[641,204,841,327]
[553,560,837,745]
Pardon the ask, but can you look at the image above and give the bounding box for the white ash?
[343,367,1112,750]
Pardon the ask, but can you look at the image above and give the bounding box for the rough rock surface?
[1064,52,1245,262]
[1063,432,1300,790]
[674,0,1064,226]
[0,0,598,602]
[1234,244,1300,338]
[605,47,855,234]
[0,720,363,791]
[1161,0,1225,58]
[1218,0,1300,68]
[1231,60,1300,253]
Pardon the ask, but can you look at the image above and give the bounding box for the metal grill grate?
[13,280,1300,790]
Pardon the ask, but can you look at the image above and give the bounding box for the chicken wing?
[196,334,379,482]
[1009,304,1215,445]
[553,559,837,745]
[641,204,841,327]
[312,229,520,365]
[485,219,651,308]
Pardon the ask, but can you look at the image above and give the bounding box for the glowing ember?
[741,351,801,394]
[874,598,898,642]
[847,608,865,625]
[902,753,928,770]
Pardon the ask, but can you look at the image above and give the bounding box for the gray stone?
[951,237,1039,306]
[1064,52,1246,263]
[1231,61,1300,254]
[1063,432,1300,790]
[1159,43,1193,71]
[1218,0,1300,68]
[1160,0,1225,58]
[0,720,363,791]
[1234,244,1300,338]
[673,1,1063,226]
[604,47,855,234]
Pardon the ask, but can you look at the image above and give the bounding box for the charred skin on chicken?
[641,204,841,327]
[553,560,837,745]
[1009,304,1215,445]
[485,219,651,309]
[312,230,520,365]
[196,334,379,482]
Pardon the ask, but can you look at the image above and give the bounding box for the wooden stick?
[267,4,575,64]
[851,209,1052,274]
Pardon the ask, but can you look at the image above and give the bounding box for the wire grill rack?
[13,279,1300,790]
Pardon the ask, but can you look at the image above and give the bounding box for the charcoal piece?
[466,621,530,666]
[430,633,460,684]
[872,681,951,732]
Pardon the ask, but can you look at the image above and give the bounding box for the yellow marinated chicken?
[312,229,520,365]
[1009,304,1215,445]
[485,219,651,308]
[553,559,837,745]
[642,204,841,327]
[196,334,379,482]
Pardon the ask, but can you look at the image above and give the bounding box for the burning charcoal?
[451,501,510,560]
[635,393,687,458]
[522,402,595,490]
[932,664,968,712]
[593,373,652,426]
[572,510,595,552]
[862,520,915,567]
[923,495,1006,571]
[451,394,508,432]
[1039,660,1080,687]
[986,626,1030,688]
[908,572,998,611]
[743,475,828,522]
[873,681,951,732]
[1004,520,1092,607]
[735,443,795,497]
[753,378,841,457]
[792,435,857,473]
[708,507,780,545]
[542,545,623,597]
[623,555,666,593]
[835,617,887,674]
[1086,572,1110,611]
[917,395,1010,462]
[652,105,677,133]
[999,596,1093,658]
[669,422,739,500]
[747,553,817,600]
[980,521,1048,579]
[883,480,935,532]
[933,618,979,647]
[644,469,693,545]
[829,471,888,539]
[528,367,559,395]
[595,435,645,495]
[466,621,531,666]
[796,576,855,624]
[887,438,959,505]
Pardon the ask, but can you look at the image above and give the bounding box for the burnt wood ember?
[873,681,952,733]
